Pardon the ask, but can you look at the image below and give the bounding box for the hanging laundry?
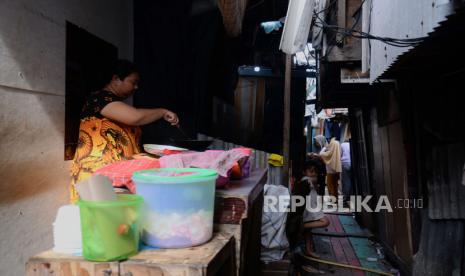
[260,21,283,34]
[268,154,284,167]
[324,119,333,140]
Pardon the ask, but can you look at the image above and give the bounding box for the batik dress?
[70,90,141,202]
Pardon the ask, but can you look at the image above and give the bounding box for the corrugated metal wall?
[368,0,457,82]
[427,143,465,219]
[413,214,465,276]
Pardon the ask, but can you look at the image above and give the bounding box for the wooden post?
[361,0,371,73]
[337,0,347,43]
[283,54,292,185]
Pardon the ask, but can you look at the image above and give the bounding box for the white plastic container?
[53,205,82,254]
[133,168,218,248]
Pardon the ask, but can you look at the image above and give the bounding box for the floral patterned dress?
[70,90,141,202]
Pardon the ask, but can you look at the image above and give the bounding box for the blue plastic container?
[132,168,218,248]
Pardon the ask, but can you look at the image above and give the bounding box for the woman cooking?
[70,59,179,202]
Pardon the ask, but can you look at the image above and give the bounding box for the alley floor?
[262,212,398,275]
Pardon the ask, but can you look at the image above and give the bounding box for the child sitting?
[301,160,330,258]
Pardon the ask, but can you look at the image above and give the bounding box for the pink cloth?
[95,159,160,193]
[159,148,251,187]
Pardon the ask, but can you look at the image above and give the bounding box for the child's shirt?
[301,177,325,222]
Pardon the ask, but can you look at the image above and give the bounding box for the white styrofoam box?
[53,205,82,254]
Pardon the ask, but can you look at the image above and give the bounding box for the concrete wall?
[0,1,133,275]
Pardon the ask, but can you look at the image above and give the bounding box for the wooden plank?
[361,0,371,73]
[125,229,234,265]
[330,237,351,274]
[312,215,395,276]
[120,228,236,276]
[254,79,265,137]
[119,264,204,275]
[329,0,363,62]
[388,122,413,263]
[215,170,266,274]
[26,252,118,276]
[216,224,241,276]
[214,169,267,224]
[311,236,339,274]
[261,258,291,271]
[214,240,236,276]
[312,229,373,238]
[283,54,291,184]
[218,168,267,204]
[348,237,391,273]
[240,189,264,276]
[326,215,337,232]
[27,225,237,276]
[311,236,350,276]
[336,0,347,42]
[327,214,345,233]
[207,236,236,276]
[234,79,244,134]
[338,214,369,236]
[380,125,395,247]
[339,237,364,276]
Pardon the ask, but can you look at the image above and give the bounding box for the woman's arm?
[101,101,179,126]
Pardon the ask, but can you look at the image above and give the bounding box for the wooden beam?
[362,0,371,73]
[337,0,347,42]
[283,54,292,185]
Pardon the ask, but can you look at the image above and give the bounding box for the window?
[65,22,118,160]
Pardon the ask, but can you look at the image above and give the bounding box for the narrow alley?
[1,1,464,276]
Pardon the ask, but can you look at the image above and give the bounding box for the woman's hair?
[109,59,138,81]
[303,159,321,174]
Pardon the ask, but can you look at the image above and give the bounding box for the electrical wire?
[313,12,424,47]
[311,0,425,60]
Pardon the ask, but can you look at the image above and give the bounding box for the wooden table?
[26,225,237,276]
[214,169,267,276]
[27,170,266,276]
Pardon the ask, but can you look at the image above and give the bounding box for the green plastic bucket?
[78,194,143,261]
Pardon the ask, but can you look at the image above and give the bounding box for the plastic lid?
[132,168,218,183]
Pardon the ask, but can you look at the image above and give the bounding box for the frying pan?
[170,124,213,151]
[170,139,213,151]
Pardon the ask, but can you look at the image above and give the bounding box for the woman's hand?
[163,110,179,125]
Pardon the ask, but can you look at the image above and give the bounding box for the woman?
[70,59,179,202]
[340,139,352,203]
[319,134,342,199]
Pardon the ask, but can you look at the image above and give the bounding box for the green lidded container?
[78,194,143,261]
[132,168,218,248]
